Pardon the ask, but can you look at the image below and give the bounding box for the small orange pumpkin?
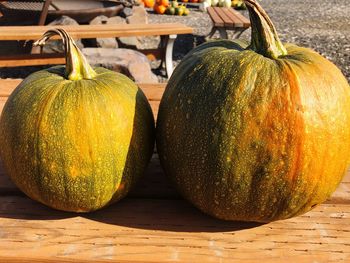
[154,4,167,14]
[143,0,155,8]
[156,0,169,6]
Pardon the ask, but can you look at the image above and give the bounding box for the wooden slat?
[0,54,65,68]
[221,7,244,27]
[0,79,166,101]
[228,8,251,27]
[0,79,166,96]
[207,7,225,27]
[213,7,234,28]
[0,24,193,41]
[0,51,165,68]
[0,96,6,114]
[0,197,349,262]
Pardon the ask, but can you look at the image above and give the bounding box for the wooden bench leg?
[157,35,176,78]
[165,34,176,78]
[207,27,217,38]
[232,28,248,39]
[157,36,167,71]
[218,28,228,39]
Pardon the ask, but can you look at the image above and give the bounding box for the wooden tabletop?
[0,23,194,41]
[0,79,349,262]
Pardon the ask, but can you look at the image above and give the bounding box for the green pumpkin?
[0,29,155,212]
[156,0,350,222]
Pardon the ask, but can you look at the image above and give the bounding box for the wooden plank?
[0,24,194,41]
[207,7,225,27]
[0,79,36,96]
[0,96,6,111]
[138,83,166,101]
[0,79,166,101]
[221,7,244,27]
[228,8,251,27]
[213,7,234,28]
[0,197,348,262]
[0,54,65,68]
[0,49,165,68]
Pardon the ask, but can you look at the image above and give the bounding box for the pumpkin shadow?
[0,192,77,220]
[85,198,264,233]
[0,90,263,232]
[85,90,264,233]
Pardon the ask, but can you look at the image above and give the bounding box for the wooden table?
[207,7,250,39]
[0,79,350,262]
[0,23,194,77]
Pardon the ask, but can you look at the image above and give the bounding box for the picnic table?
[207,7,250,39]
[0,78,349,262]
[0,23,194,77]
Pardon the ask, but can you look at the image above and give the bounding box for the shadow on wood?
[0,194,263,232]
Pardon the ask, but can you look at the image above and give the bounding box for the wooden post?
[38,0,52,25]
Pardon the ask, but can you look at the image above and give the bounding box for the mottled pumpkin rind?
[156,39,350,222]
[0,66,155,212]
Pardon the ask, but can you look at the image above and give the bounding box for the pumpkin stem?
[244,0,287,59]
[33,29,97,81]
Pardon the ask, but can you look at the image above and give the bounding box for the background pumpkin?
[0,29,155,212]
[156,0,350,222]
[154,3,167,14]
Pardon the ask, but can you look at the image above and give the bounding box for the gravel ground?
[1,0,349,81]
[148,0,350,81]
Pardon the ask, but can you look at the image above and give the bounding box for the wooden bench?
[207,7,250,39]
[0,78,350,262]
[0,23,194,77]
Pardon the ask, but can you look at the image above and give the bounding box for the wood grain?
[207,7,225,27]
[0,79,350,262]
[213,7,235,28]
[0,54,66,68]
[0,196,349,262]
[207,7,250,29]
[0,24,193,41]
[228,8,251,27]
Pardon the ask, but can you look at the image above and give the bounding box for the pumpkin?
[156,0,169,7]
[0,29,155,212]
[156,0,350,222]
[175,5,185,16]
[154,3,167,14]
[171,1,179,8]
[166,6,176,15]
[183,8,190,16]
[143,0,155,8]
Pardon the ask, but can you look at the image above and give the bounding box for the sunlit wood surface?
[0,79,349,262]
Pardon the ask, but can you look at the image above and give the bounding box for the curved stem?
[34,29,97,81]
[244,0,287,59]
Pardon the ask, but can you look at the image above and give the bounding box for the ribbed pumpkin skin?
[0,66,155,212]
[156,40,350,222]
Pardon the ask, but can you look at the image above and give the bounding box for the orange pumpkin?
[144,0,155,8]
[156,0,169,6]
[154,4,167,14]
